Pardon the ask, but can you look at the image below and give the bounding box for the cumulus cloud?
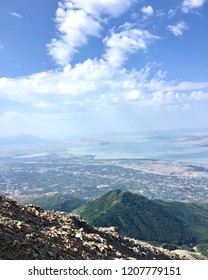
[103,26,159,67]
[182,0,206,13]
[125,90,143,101]
[0,59,123,110]
[47,8,102,66]
[1,59,207,112]
[1,54,208,137]
[68,0,134,18]
[167,21,188,36]
[47,0,135,66]
[1,0,207,137]
[141,6,154,16]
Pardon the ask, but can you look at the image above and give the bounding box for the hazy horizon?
[0,128,208,165]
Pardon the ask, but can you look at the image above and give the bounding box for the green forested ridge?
[18,193,85,213]
[78,190,196,245]
[19,189,208,255]
[154,200,208,243]
[153,200,208,256]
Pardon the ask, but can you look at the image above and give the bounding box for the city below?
[1,151,208,202]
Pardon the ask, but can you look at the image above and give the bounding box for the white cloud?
[10,12,23,18]
[47,0,135,66]
[68,0,134,18]
[125,90,143,101]
[182,0,205,13]
[156,10,166,17]
[1,1,207,137]
[1,58,208,137]
[0,59,122,109]
[168,8,177,18]
[167,21,188,36]
[1,59,207,113]
[103,27,159,67]
[174,81,208,91]
[190,91,208,100]
[141,6,154,16]
[47,8,102,66]
[0,44,3,50]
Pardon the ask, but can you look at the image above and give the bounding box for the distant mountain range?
[0,134,48,145]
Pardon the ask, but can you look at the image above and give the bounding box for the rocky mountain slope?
[0,195,206,260]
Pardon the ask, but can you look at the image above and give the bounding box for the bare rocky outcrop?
[0,195,206,260]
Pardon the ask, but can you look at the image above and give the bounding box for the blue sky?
[0,0,208,138]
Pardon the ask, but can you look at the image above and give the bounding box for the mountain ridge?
[78,189,196,245]
[0,194,206,260]
[15,193,86,213]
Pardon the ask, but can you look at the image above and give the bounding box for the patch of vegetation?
[194,244,208,257]
[154,200,208,244]
[18,193,86,213]
[161,243,180,251]
[79,190,196,245]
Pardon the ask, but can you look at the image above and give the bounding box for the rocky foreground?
[0,195,206,260]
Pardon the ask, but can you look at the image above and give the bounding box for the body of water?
[69,137,208,164]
